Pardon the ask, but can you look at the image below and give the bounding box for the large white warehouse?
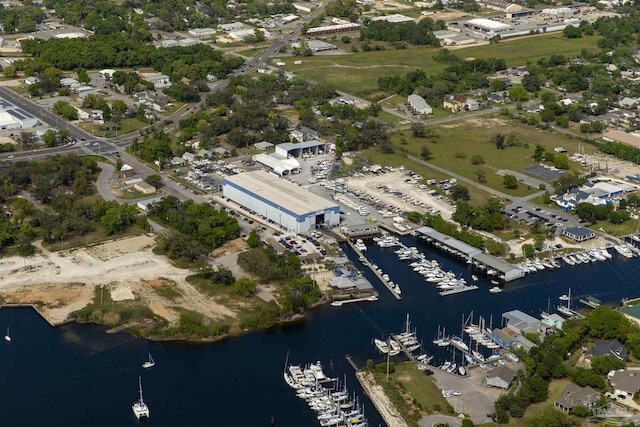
[223,170,340,233]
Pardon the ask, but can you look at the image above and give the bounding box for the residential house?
[443,97,466,113]
[562,227,596,242]
[407,94,432,115]
[609,369,640,398]
[465,98,480,111]
[619,97,639,108]
[23,76,40,86]
[182,152,196,163]
[73,106,91,121]
[91,109,104,124]
[299,126,319,140]
[554,384,600,413]
[585,339,627,361]
[290,129,304,143]
[60,77,79,87]
[213,147,230,158]
[485,365,517,390]
[487,93,505,104]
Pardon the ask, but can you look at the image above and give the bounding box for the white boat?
[614,245,634,258]
[4,326,10,342]
[458,366,466,376]
[433,326,450,347]
[374,338,390,354]
[489,286,502,294]
[559,294,570,301]
[472,350,485,363]
[631,234,640,242]
[561,255,575,266]
[450,337,469,352]
[471,275,478,282]
[142,353,155,369]
[132,377,150,420]
[354,239,367,252]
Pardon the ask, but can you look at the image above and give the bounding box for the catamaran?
[142,353,155,369]
[132,377,150,420]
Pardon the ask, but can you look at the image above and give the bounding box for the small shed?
[120,164,135,178]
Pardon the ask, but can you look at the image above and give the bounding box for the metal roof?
[415,226,482,257]
[276,140,327,151]
[223,170,338,216]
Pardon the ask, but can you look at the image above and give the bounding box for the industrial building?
[305,23,361,37]
[275,140,327,158]
[222,170,340,233]
[0,98,39,129]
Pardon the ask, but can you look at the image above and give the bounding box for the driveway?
[419,415,463,427]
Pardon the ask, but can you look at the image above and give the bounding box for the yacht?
[373,338,390,354]
[614,245,634,258]
[132,377,150,420]
[450,337,469,352]
[472,350,485,363]
[561,255,575,266]
[354,239,367,252]
[489,286,502,294]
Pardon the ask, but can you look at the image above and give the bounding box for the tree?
[508,85,529,101]
[471,155,485,165]
[233,277,257,297]
[476,169,486,183]
[534,144,545,161]
[503,174,518,189]
[493,133,505,150]
[522,244,535,258]
[3,66,16,79]
[553,154,569,170]
[144,174,162,188]
[491,80,506,92]
[246,230,261,248]
[420,146,433,161]
[450,184,470,201]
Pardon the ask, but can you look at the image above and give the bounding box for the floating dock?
[346,239,401,300]
[330,296,378,306]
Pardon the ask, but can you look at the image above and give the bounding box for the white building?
[218,22,244,32]
[144,74,172,89]
[188,28,216,37]
[407,94,432,115]
[222,170,340,233]
[371,14,415,23]
[228,29,271,42]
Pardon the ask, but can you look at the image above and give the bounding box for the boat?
[132,377,150,420]
[4,326,10,342]
[562,255,575,266]
[472,350,485,363]
[373,338,390,354]
[354,239,367,252]
[433,326,450,347]
[142,353,155,369]
[489,286,502,294]
[458,366,466,376]
[559,294,570,301]
[471,275,478,282]
[450,337,469,352]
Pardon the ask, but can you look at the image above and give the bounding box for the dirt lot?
[346,170,456,219]
[581,153,640,181]
[0,234,235,325]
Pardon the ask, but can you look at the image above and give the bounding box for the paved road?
[419,415,463,427]
[96,162,118,202]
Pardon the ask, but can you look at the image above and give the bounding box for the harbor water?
[0,234,639,426]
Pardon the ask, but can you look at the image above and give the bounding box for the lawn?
[288,34,600,96]
[379,116,587,198]
[587,219,639,237]
[372,361,452,418]
[522,378,588,426]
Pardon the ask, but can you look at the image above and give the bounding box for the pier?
[345,355,409,427]
[346,239,401,300]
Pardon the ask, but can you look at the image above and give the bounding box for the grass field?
[588,219,638,237]
[379,116,587,198]
[285,34,600,96]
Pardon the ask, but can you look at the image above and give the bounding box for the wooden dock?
[346,239,401,300]
[345,355,409,427]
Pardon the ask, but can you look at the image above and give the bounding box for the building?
[228,29,271,42]
[464,18,512,37]
[133,181,156,194]
[407,94,432,115]
[443,97,466,113]
[137,196,165,213]
[218,22,244,32]
[120,164,135,178]
[609,369,640,398]
[554,384,600,413]
[275,140,327,158]
[485,365,516,389]
[585,339,627,361]
[293,2,316,13]
[503,310,541,334]
[291,40,337,52]
[542,313,565,330]
[188,28,216,37]
[562,227,595,242]
[465,98,480,111]
[305,23,361,37]
[144,74,172,89]
[222,170,340,233]
[254,141,274,151]
[371,14,415,23]
[252,153,300,176]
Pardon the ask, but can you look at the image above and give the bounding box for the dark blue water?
[0,236,638,426]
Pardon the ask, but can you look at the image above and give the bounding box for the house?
[485,365,517,390]
[443,97,466,113]
[213,147,230,157]
[60,77,79,87]
[487,93,505,104]
[542,313,565,330]
[188,28,216,38]
[290,129,304,143]
[465,98,480,111]
[562,227,596,242]
[585,339,627,361]
[23,76,40,86]
[171,156,185,166]
[218,22,244,32]
[133,181,156,194]
[255,141,274,151]
[120,164,135,178]
[299,126,319,140]
[609,369,640,398]
[619,97,639,108]
[407,94,432,115]
[91,109,104,124]
[182,152,196,163]
[554,384,600,413]
[73,106,91,121]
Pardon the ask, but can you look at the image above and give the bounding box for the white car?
[8,155,14,159]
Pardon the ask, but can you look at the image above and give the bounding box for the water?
[0,236,638,426]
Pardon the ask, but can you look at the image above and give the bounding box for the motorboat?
[559,294,570,301]
[373,338,390,354]
[489,286,502,294]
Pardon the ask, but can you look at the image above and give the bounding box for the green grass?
[151,280,182,301]
[523,378,588,426]
[236,47,266,57]
[587,219,638,237]
[288,34,600,96]
[377,116,587,198]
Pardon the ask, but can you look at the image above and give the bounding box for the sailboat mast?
[138,377,144,404]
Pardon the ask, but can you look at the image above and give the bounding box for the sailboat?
[132,377,150,420]
[142,353,155,369]
[4,326,10,342]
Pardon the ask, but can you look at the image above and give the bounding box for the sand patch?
[110,284,135,301]
[441,117,510,129]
